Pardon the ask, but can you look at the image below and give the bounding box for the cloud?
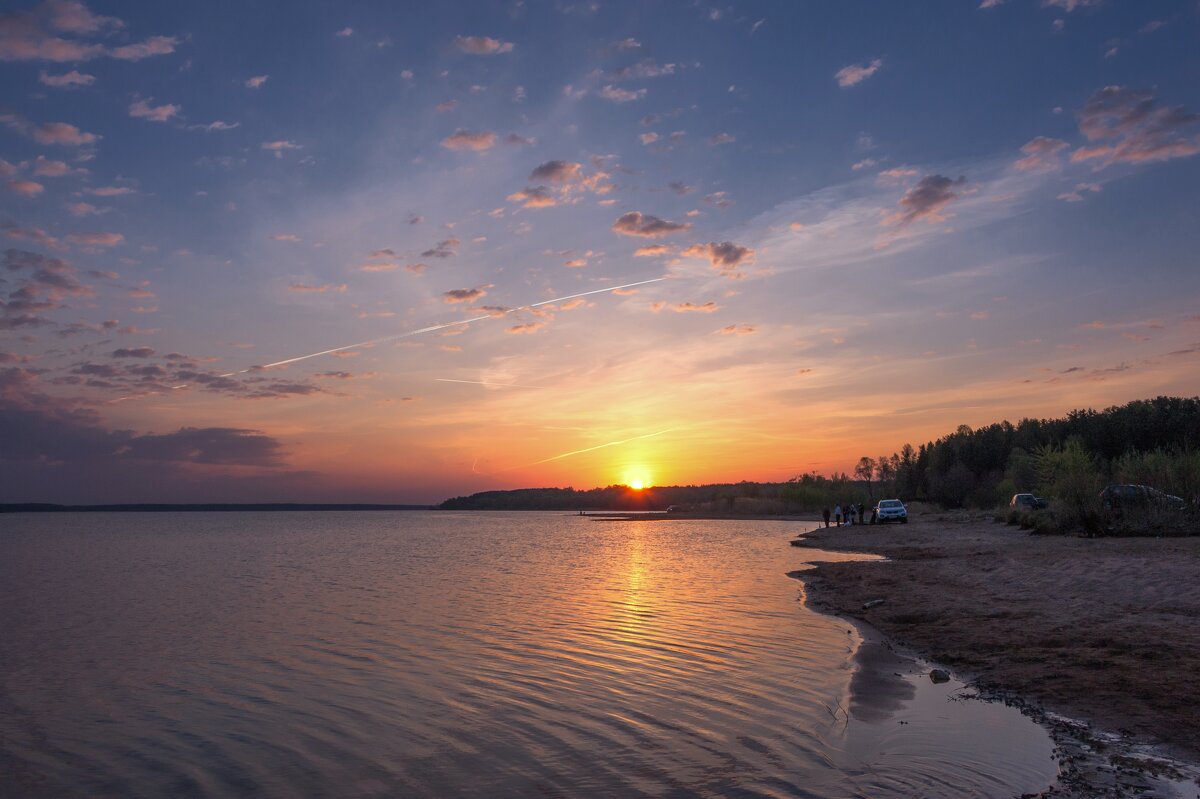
[704,191,733,208]
[1013,136,1069,172]
[504,133,535,146]
[1071,86,1200,168]
[270,233,300,242]
[129,98,180,123]
[443,286,489,303]
[2,115,99,146]
[194,120,239,132]
[109,35,178,61]
[39,69,94,87]
[65,202,102,216]
[2,248,94,327]
[4,225,63,250]
[1042,0,1101,11]
[507,186,557,208]
[85,185,132,196]
[681,241,755,273]
[440,129,497,151]
[608,59,676,80]
[454,35,513,55]
[1057,181,1102,202]
[835,58,883,88]
[421,238,458,258]
[5,179,44,197]
[883,174,967,226]
[597,85,646,103]
[288,283,346,294]
[611,211,692,238]
[245,74,268,88]
[979,0,1005,7]
[506,321,546,334]
[111,346,155,358]
[261,140,302,157]
[640,132,659,145]
[335,26,353,37]
[670,302,719,313]
[708,132,736,145]
[66,231,123,246]
[717,324,756,335]
[613,37,640,51]
[634,244,671,257]
[529,160,583,184]
[33,156,71,176]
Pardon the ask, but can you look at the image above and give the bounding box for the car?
[874,499,908,524]
[1099,484,1186,512]
[1010,493,1048,510]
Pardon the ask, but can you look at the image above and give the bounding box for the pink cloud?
[883,174,967,226]
[454,35,513,55]
[66,231,123,246]
[288,283,347,294]
[611,211,691,238]
[835,58,883,88]
[1014,136,1069,171]
[38,69,94,87]
[597,85,646,103]
[440,129,497,151]
[1071,86,1200,168]
[6,179,44,196]
[245,74,268,88]
[681,241,755,273]
[129,98,180,123]
[671,302,720,313]
[443,285,490,303]
[109,35,178,61]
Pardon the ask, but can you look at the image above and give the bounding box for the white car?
[874,499,908,524]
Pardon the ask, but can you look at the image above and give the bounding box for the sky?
[2,0,1200,504]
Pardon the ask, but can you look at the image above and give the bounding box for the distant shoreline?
[0,503,435,513]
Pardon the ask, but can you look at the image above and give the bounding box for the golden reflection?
[616,523,650,643]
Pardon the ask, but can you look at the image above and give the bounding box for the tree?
[855,456,877,498]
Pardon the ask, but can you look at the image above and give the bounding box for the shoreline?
[793,516,1200,797]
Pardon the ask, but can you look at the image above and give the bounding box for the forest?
[439,397,1200,514]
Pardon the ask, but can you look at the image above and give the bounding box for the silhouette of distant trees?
[439,397,1200,512]
[867,396,1200,508]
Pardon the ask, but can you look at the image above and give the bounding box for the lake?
[0,511,1056,797]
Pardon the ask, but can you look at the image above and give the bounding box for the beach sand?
[794,513,1200,793]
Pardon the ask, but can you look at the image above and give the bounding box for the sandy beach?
[795,513,1200,792]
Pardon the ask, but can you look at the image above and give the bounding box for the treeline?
[440,397,1200,513]
[857,396,1200,508]
[438,482,829,513]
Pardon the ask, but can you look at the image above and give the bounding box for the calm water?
[0,512,1056,798]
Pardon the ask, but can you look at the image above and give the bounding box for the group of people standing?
[821,503,870,527]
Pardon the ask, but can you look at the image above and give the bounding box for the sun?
[629,479,645,491]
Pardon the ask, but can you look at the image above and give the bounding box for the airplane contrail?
[529,427,678,466]
[215,276,666,378]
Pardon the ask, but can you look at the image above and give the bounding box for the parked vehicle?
[874,499,908,524]
[1099,484,1186,512]
[1010,493,1048,510]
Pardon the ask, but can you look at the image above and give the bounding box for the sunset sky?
[2,0,1199,503]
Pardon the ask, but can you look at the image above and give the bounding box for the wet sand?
[794,515,1200,795]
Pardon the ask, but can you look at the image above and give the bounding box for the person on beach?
[848,505,856,526]
[822,507,831,527]
[834,503,842,526]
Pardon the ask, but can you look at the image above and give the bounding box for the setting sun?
[629,479,645,491]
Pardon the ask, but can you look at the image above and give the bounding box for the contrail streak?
[213,276,666,378]
[529,428,677,466]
